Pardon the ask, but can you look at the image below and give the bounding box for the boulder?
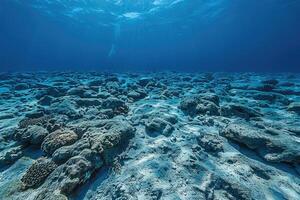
[14,83,29,90]
[75,98,101,107]
[15,125,48,145]
[197,134,223,154]
[0,145,23,165]
[145,118,174,137]
[49,99,81,119]
[52,138,90,164]
[138,77,153,86]
[221,121,300,163]
[41,129,78,155]
[221,104,262,120]
[21,157,57,189]
[179,95,220,116]
[127,90,147,101]
[38,95,54,106]
[67,86,86,97]
[102,97,128,115]
[287,102,300,114]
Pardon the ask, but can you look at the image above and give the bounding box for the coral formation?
[0,72,299,199]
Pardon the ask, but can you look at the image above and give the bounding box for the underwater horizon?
[0,0,300,72]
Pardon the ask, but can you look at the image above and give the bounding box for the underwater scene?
[0,1,300,200]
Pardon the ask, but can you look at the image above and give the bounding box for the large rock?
[66,86,86,97]
[41,129,78,155]
[21,157,57,189]
[87,119,136,163]
[18,116,51,129]
[287,102,300,114]
[221,121,300,163]
[179,94,220,116]
[138,77,153,86]
[197,134,224,154]
[53,118,136,165]
[14,83,29,90]
[49,99,81,119]
[102,97,128,115]
[230,89,290,105]
[34,119,135,198]
[221,104,262,120]
[145,118,174,137]
[127,90,147,101]
[52,138,90,164]
[75,98,101,107]
[0,145,23,165]
[15,125,48,145]
[38,95,54,106]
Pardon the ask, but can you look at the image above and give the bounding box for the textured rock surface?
[221,121,300,163]
[41,129,78,155]
[21,157,57,188]
[0,72,299,200]
[15,125,49,145]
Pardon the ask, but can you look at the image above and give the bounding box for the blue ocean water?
[0,0,300,72]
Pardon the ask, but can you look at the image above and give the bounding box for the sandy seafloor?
[0,71,300,200]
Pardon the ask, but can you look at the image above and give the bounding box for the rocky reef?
[0,71,300,199]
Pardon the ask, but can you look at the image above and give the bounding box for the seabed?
[0,71,300,200]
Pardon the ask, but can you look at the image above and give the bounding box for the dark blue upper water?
[0,0,299,72]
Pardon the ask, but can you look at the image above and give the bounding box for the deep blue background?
[0,0,300,72]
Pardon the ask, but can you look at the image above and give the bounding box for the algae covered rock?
[145,118,174,137]
[52,138,90,164]
[38,95,54,106]
[21,157,57,189]
[41,129,78,155]
[18,116,51,129]
[102,97,128,115]
[221,103,262,120]
[287,102,300,114]
[197,134,224,154]
[0,145,23,165]
[14,83,29,90]
[179,94,220,116]
[49,99,81,119]
[221,121,300,163]
[15,125,48,145]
